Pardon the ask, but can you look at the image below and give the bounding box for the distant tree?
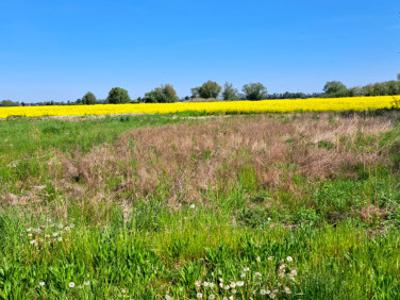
[397,73,400,81]
[222,82,239,100]
[143,84,179,103]
[106,87,131,104]
[242,83,268,100]
[323,81,349,97]
[192,81,221,99]
[82,92,97,105]
[0,99,19,106]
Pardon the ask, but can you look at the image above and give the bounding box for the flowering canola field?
[0,96,398,119]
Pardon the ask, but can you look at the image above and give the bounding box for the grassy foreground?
[1,112,400,299]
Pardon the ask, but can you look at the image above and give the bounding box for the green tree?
[106,87,131,104]
[242,83,267,100]
[0,99,19,106]
[222,82,239,100]
[82,92,97,105]
[323,81,349,97]
[192,81,221,99]
[143,84,179,103]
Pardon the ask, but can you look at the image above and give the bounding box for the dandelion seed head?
[196,292,203,299]
[236,281,244,287]
[286,256,293,263]
[39,281,45,286]
[68,282,75,288]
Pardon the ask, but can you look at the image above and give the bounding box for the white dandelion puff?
[286,256,293,263]
[68,282,75,288]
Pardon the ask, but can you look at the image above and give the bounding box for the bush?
[106,87,131,104]
[82,92,97,105]
[143,84,179,103]
[242,83,267,100]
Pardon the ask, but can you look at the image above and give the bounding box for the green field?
[1,112,400,299]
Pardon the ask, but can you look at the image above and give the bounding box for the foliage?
[81,92,97,105]
[143,84,179,103]
[0,100,19,107]
[242,83,268,100]
[192,81,222,99]
[106,87,131,104]
[222,82,240,100]
[323,81,349,97]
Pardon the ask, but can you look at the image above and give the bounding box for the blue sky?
[0,0,399,102]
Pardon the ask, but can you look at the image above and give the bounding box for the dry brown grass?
[50,114,393,206]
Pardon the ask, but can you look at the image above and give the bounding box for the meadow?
[0,111,400,299]
[0,95,399,119]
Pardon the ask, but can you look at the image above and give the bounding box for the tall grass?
[0,112,400,299]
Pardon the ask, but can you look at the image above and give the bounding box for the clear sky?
[1,0,399,102]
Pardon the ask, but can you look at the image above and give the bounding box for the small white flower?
[30,240,37,245]
[260,289,267,295]
[195,280,202,288]
[286,256,293,263]
[196,292,203,299]
[39,281,45,287]
[256,256,261,262]
[284,286,291,294]
[208,294,215,300]
[267,217,272,221]
[240,273,246,278]
[209,282,215,288]
[230,282,236,288]
[267,256,273,261]
[229,296,234,300]
[218,277,224,282]
[203,281,209,287]
[28,233,33,237]
[84,280,90,286]
[190,204,196,209]
[70,223,75,228]
[254,272,262,278]
[68,282,75,288]
[269,293,276,299]
[223,298,228,300]
[57,237,63,242]
[27,228,32,232]
[231,289,237,294]
[236,281,244,287]
[224,285,230,290]
[219,282,224,288]
[165,295,173,300]
[243,267,250,272]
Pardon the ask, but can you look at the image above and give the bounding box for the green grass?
[0,113,400,299]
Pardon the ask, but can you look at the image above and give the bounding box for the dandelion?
[57,237,63,242]
[254,272,262,278]
[230,282,236,288]
[30,240,37,245]
[84,280,90,286]
[229,296,234,300]
[195,280,202,288]
[39,281,45,287]
[243,267,250,272]
[269,293,276,299]
[165,295,173,300]
[196,292,203,299]
[240,273,246,278]
[68,282,75,288]
[190,204,196,209]
[260,289,268,295]
[27,228,32,232]
[284,286,292,294]
[203,281,209,287]
[28,233,33,237]
[236,281,244,287]
[219,282,224,288]
[209,282,215,288]
[224,285,230,290]
[267,256,273,261]
[208,294,215,300]
[256,256,261,262]
[286,256,293,263]
[218,277,224,282]
[231,289,237,294]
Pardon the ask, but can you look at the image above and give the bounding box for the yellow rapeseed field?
[0,96,398,119]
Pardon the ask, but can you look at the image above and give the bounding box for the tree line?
[1,76,400,106]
